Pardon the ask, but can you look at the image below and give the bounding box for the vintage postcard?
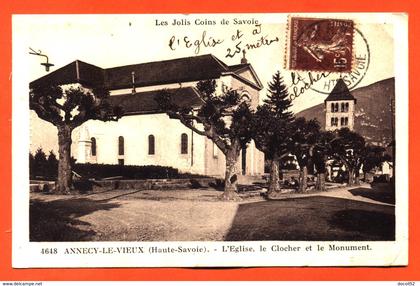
[12,13,408,267]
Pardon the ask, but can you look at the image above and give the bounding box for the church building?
[30,54,266,178]
[324,79,356,131]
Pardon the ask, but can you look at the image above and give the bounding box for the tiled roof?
[107,87,202,115]
[29,60,104,88]
[30,54,233,90]
[105,54,229,90]
[324,79,356,102]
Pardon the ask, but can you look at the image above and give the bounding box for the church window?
[181,133,188,154]
[148,135,155,155]
[118,136,124,156]
[213,142,218,158]
[331,117,339,126]
[240,91,251,102]
[91,137,97,156]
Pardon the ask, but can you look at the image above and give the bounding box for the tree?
[251,71,294,195]
[46,150,59,179]
[330,128,366,186]
[361,145,392,182]
[312,131,335,191]
[157,80,253,200]
[30,83,122,193]
[289,117,320,192]
[32,148,47,179]
[29,152,35,180]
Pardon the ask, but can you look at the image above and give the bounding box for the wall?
[79,113,207,175]
[325,99,355,131]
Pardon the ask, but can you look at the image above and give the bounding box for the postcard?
[12,13,408,267]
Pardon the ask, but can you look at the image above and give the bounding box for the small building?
[324,79,357,131]
[30,54,265,178]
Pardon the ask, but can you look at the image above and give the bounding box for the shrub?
[30,148,208,181]
[30,149,59,180]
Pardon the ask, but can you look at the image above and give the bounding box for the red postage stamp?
[287,17,354,72]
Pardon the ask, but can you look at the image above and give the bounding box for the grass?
[30,184,395,242]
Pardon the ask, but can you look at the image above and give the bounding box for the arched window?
[335,103,339,112]
[91,137,97,156]
[341,117,345,126]
[240,91,251,102]
[341,102,345,112]
[331,117,334,126]
[344,117,349,126]
[148,135,155,155]
[181,133,188,154]
[345,102,349,112]
[331,103,334,112]
[118,136,124,156]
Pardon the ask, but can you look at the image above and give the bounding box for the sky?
[12,13,397,153]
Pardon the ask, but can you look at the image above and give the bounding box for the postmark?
[289,25,370,98]
[287,17,354,73]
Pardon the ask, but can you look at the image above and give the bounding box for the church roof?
[324,79,356,103]
[107,87,202,115]
[30,54,263,90]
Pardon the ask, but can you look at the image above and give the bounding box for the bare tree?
[157,80,253,200]
[289,117,320,192]
[30,83,122,193]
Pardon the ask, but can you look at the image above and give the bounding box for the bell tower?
[324,79,357,131]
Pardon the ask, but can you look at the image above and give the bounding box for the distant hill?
[296,78,395,146]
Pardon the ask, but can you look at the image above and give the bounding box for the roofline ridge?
[209,54,229,71]
[104,54,218,71]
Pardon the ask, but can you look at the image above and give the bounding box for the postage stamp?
[288,17,354,73]
[12,13,407,268]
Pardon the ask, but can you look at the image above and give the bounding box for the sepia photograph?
[12,13,408,267]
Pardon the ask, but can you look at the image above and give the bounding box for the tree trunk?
[221,147,240,200]
[298,166,308,192]
[348,169,355,186]
[316,173,326,192]
[355,172,361,185]
[57,125,73,193]
[267,158,281,196]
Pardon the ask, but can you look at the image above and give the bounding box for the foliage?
[29,82,123,192]
[157,79,253,152]
[30,149,58,180]
[252,71,295,160]
[311,131,335,173]
[289,117,321,168]
[30,84,123,128]
[73,163,208,180]
[362,145,392,174]
[157,79,254,198]
[29,148,207,180]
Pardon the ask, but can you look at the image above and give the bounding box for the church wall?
[325,99,355,131]
[80,113,207,175]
